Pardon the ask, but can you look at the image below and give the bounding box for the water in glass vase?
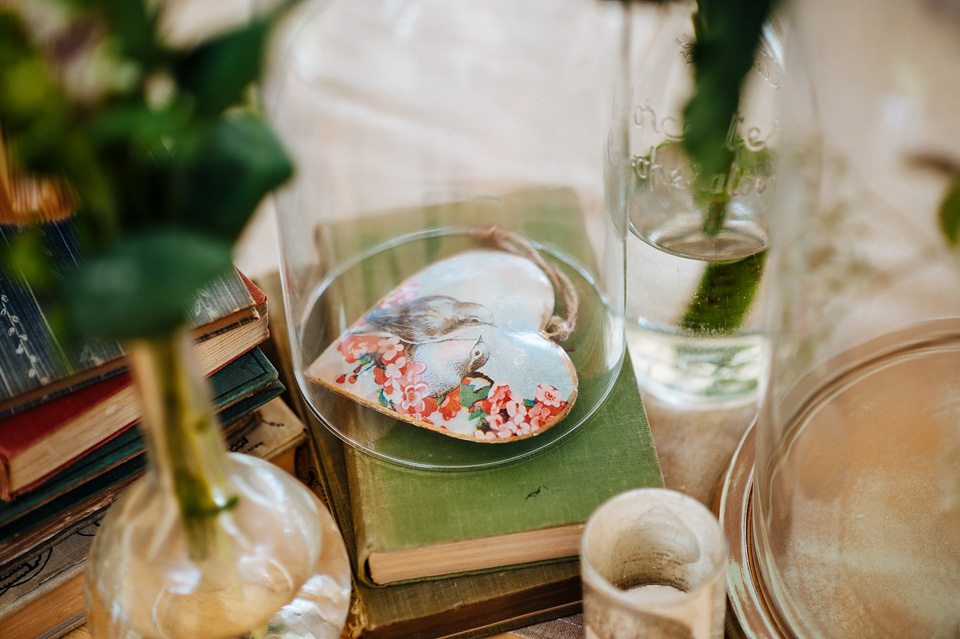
[626,211,768,408]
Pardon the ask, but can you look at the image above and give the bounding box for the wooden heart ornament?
[305,248,578,442]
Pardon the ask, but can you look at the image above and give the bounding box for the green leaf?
[683,0,775,213]
[174,16,271,117]
[62,229,233,339]
[173,113,293,243]
[681,250,767,335]
[86,104,186,149]
[78,0,161,66]
[940,175,960,245]
[460,381,491,408]
[82,105,184,228]
[173,0,299,116]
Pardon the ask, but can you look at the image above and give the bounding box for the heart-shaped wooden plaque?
[305,249,578,442]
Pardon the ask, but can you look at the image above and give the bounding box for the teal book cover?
[0,220,256,417]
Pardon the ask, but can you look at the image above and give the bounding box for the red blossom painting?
[306,250,578,442]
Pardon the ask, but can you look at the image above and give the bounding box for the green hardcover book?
[271,184,660,633]
[298,425,579,639]
[298,356,662,639]
[346,354,662,586]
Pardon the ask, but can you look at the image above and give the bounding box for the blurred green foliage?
[681,250,767,334]
[683,0,960,248]
[941,176,960,246]
[0,0,295,339]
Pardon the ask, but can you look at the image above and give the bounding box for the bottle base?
[83,454,352,639]
[626,322,763,409]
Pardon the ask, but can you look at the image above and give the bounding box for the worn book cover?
[0,397,309,639]
[297,422,586,639]
[347,355,663,585]
[0,220,260,418]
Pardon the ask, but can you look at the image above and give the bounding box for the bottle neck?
[128,328,234,559]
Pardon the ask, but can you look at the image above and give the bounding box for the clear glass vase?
[264,0,631,469]
[625,0,784,408]
[750,0,960,637]
[82,328,351,639]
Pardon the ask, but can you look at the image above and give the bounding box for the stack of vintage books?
[0,223,301,637]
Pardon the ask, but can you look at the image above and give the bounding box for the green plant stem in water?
[679,0,775,335]
[132,331,238,561]
[681,249,767,335]
[702,194,728,238]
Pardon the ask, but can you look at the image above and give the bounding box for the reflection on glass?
[752,1,960,637]
[625,1,785,408]
[264,0,630,469]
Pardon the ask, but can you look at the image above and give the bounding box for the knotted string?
[477,225,579,342]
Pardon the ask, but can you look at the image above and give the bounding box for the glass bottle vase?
[624,0,785,408]
[82,328,351,639]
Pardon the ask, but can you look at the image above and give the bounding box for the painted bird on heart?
[411,335,491,398]
[365,295,495,345]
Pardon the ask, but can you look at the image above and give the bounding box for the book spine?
[343,446,377,586]
[0,461,10,502]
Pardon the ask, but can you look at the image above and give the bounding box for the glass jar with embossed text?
[625,0,784,408]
